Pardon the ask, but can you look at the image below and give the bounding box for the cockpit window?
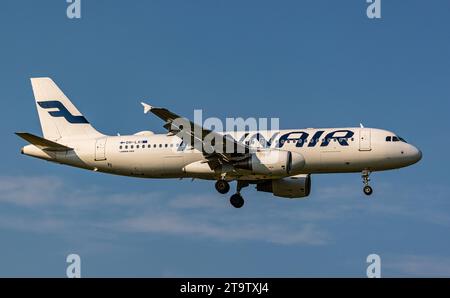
[386,135,407,143]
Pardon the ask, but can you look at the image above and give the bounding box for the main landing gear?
[214,180,248,208]
[230,181,248,208]
[215,180,230,194]
[230,193,244,209]
[362,170,373,196]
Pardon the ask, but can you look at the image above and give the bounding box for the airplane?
[16,77,422,208]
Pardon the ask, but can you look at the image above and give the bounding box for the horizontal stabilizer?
[15,132,72,151]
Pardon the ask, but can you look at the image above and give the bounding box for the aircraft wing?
[141,102,250,166]
[15,132,73,151]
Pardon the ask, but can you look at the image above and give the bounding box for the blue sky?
[0,0,449,277]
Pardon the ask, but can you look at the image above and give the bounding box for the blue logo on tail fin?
[38,101,89,124]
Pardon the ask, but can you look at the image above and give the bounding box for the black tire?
[215,180,230,194]
[363,185,373,196]
[230,193,244,208]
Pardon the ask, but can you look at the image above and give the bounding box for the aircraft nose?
[409,145,422,164]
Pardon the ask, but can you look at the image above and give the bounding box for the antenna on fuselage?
[359,123,365,128]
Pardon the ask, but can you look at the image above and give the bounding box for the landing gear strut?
[229,181,248,208]
[215,180,230,194]
[362,170,373,196]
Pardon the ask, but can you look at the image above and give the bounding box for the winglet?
[141,102,153,114]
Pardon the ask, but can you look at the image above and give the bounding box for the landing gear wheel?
[361,170,373,196]
[230,193,244,208]
[363,185,373,196]
[215,180,230,194]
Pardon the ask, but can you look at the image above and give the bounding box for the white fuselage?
[22,127,422,181]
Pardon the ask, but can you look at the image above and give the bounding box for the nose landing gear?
[362,170,373,196]
[363,185,373,195]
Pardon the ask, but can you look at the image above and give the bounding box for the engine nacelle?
[234,150,305,176]
[256,174,311,198]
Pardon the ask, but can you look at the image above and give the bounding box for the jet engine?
[256,174,311,198]
[234,150,305,176]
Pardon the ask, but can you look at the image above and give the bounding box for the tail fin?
[30,77,103,140]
